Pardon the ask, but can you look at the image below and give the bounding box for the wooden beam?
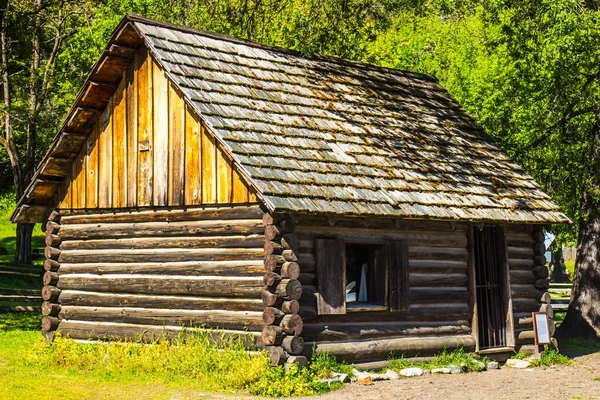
[11,204,50,223]
[114,22,144,47]
[65,107,100,133]
[28,179,60,204]
[40,157,73,178]
[92,55,132,84]
[79,81,118,109]
[108,44,137,59]
[51,132,88,159]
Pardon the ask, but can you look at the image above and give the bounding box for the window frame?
[315,238,408,315]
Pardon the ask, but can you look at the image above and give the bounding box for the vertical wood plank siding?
[58,47,254,209]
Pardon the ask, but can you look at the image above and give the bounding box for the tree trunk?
[557,118,600,340]
[16,223,34,265]
[550,247,569,283]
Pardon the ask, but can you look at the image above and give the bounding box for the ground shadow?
[0,312,41,332]
[559,337,600,358]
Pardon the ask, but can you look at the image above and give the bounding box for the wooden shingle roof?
[14,15,569,224]
[132,16,567,223]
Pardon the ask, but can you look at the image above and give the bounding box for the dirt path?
[309,352,600,400]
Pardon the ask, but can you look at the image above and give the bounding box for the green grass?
[511,347,573,367]
[388,347,489,372]
[553,311,566,322]
[0,312,341,399]
[564,260,576,280]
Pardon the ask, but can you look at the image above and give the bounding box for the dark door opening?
[473,226,508,349]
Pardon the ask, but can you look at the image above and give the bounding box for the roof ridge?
[125,13,439,84]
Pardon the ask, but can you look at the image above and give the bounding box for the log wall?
[42,205,266,347]
[290,217,473,363]
[505,225,555,353]
[57,46,256,210]
[283,216,552,363]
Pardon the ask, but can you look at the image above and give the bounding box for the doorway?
[472,226,510,349]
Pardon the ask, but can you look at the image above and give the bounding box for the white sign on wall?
[532,312,551,345]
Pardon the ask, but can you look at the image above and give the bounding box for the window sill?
[346,303,388,313]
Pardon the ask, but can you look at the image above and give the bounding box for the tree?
[365,0,600,339]
[0,0,93,263]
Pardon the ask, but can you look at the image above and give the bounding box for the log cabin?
[12,15,569,366]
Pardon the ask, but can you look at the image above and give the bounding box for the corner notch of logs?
[261,213,306,366]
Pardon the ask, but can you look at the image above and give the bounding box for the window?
[345,244,386,308]
[315,239,408,315]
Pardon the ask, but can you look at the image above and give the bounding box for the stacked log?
[261,214,305,366]
[43,205,266,346]
[41,210,62,339]
[508,226,553,352]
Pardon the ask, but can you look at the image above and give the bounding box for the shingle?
[132,19,570,224]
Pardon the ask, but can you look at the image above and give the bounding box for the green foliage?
[529,348,573,367]
[309,351,353,378]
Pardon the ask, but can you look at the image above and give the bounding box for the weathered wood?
[262,307,285,325]
[12,205,50,224]
[310,334,476,362]
[59,205,264,224]
[533,265,549,279]
[58,306,263,330]
[533,242,545,256]
[516,330,535,345]
[509,270,536,285]
[48,210,61,222]
[56,275,264,298]
[261,289,279,307]
[263,272,282,286]
[45,233,61,247]
[46,221,60,235]
[152,61,169,206]
[531,230,544,243]
[540,303,554,318]
[112,74,127,208]
[282,335,304,355]
[316,238,345,315]
[409,287,469,303]
[216,144,232,204]
[125,52,138,208]
[41,286,61,301]
[261,325,283,345]
[44,259,60,272]
[59,235,265,251]
[298,273,316,286]
[98,102,112,207]
[41,301,61,317]
[302,321,471,342]
[201,121,217,203]
[281,300,300,314]
[408,260,468,273]
[43,272,59,286]
[264,241,283,256]
[274,279,302,300]
[281,233,298,250]
[184,105,201,205]
[41,316,59,332]
[534,278,549,290]
[389,240,409,312]
[57,219,264,240]
[533,255,546,266]
[44,246,61,260]
[265,345,286,365]
[280,262,300,279]
[168,82,186,206]
[136,49,153,206]
[262,213,276,227]
[510,284,540,299]
[537,292,551,304]
[264,225,281,242]
[57,247,264,264]
[280,314,303,335]
[58,260,264,277]
[58,290,264,311]
[56,320,259,347]
[286,355,308,367]
[512,298,540,313]
[508,258,535,270]
[408,273,468,287]
[282,249,298,262]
